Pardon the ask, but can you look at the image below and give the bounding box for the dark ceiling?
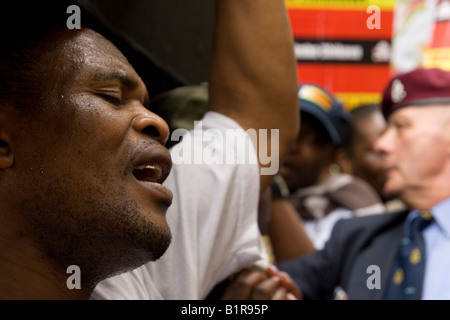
[78,0,215,99]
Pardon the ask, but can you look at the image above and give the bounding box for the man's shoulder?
[327,210,409,248]
[336,210,408,233]
[342,209,407,226]
[199,111,244,131]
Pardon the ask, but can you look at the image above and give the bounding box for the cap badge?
[391,79,407,103]
[298,85,333,111]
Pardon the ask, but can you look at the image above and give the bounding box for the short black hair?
[0,2,75,112]
[350,103,381,121]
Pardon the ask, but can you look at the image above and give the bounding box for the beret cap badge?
[391,79,407,104]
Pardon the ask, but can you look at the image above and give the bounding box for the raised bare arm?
[208,0,299,192]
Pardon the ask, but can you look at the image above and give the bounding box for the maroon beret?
[381,67,450,119]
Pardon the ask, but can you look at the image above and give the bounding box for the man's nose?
[132,112,170,146]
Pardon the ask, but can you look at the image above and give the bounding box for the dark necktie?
[385,210,434,300]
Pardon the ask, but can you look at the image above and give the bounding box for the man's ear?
[0,129,14,169]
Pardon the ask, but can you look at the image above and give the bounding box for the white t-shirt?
[91,111,268,299]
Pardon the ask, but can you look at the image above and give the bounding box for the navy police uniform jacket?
[277,210,409,300]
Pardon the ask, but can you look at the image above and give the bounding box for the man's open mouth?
[133,164,163,183]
